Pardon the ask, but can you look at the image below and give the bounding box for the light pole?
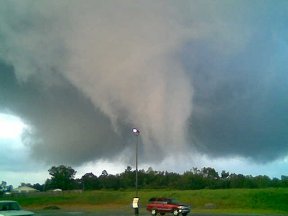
[132,128,140,215]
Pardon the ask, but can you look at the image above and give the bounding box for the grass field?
[2,188,288,214]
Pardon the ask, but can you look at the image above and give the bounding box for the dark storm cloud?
[0,0,193,166]
[0,63,130,165]
[183,1,288,162]
[0,0,288,167]
[189,61,288,161]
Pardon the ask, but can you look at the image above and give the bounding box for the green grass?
[138,188,288,214]
[2,188,288,214]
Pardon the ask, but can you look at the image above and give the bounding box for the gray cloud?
[183,0,288,162]
[0,64,129,165]
[0,0,288,168]
[0,1,193,165]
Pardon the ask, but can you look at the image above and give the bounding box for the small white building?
[13,186,39,193]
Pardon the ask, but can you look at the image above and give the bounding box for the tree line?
[2,165,288,193]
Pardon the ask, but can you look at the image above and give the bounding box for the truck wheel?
[173,209,179,215]
[182,213,188,216]
[151,209,157,215]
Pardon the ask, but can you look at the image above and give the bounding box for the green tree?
[47,165,76,190]
[201,167,219,189]
[0,181,13,194]
[253,175,271,188]
[81,172,100,190]
[221,170,230,179]
[229,174,246,188]
[201,167,219,179]
[119,166,134,189]
[98,170,120,189]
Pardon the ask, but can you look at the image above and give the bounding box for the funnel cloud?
[0,1,288,170]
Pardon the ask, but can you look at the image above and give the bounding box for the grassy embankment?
[3,188,288,214]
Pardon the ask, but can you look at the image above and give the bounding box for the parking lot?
[34,211,267,216]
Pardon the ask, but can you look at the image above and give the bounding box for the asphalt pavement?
[34,211,270,216]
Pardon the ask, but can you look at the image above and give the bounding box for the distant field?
[2,188,288,214]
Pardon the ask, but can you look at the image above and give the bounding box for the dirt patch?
[43,205,61,210]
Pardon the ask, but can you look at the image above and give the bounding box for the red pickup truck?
[146,197,191,216]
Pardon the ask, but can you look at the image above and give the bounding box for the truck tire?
[151,209,157,215]
[173,209,179,216]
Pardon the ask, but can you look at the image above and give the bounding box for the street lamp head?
[132,128,140,136]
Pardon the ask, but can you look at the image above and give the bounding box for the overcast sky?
[0,0,288,187]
